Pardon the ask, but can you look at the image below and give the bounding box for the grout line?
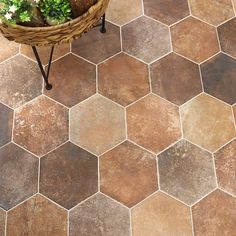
[95,64,99,93]
[0,53,20,66]
[211,153,219,188]
[231,0,236,14]
[67,210,70,236]
[120,15,143,28]
[97,156,100,192]
[97,51,122,66]
[70,52,97,66]
[124,108,128,140]
[11,109,15,142]
[148,64,153,93]
[140,0,144,16]
[129,208,133,236]
[198,65,204,92]
[5,211,7,236]
[178,107,184,139]
[221,50,236,60]
[169,15,191,28]
[218,187,236,199]
[38,158,41,192]
[156,156,160,190]
[190,207,195,236]
[0,142,11,152]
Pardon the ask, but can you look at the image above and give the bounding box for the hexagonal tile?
[150,53,202,105]
[192,190,236,236]
[214,139,236,196]
[69,193,130,236]
[0,209,6,236]
[0,103,13,147]
[201,53,236,105]
[0,143,38,210]
[40,142,98,209]
[100,141,158,207]
[7,195,67,236]
[189,0,234,26]
[131,192,192,236]
[158,140,216,205]
[98,53,150,106]
[13,96,69,156]
[127,94,181,153]
[171,17,220,63]
[143,0,189,25]
[181,94,236,152]
[122,16,171,63]
[106,0,142,25]
[0,55,42,108]
[44,54,96,107]
[71,22,121,64]
[70,94,126,155]
[218,18,236,58]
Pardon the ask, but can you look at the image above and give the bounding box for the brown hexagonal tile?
[0,55,42,108]
[143,0,190,25]
[0,143,38,210]
[7,194,67,236]
[171,17,220,63]
[0,103,13,147]
[44,54,96,107]
[122,16,171,63]
[180,94,236,152]
[13,95,69,156]
[98,53,150,106]
[71,22,121,64]
[100,141,158,207]
[21,44,70,65]
[132,192,192,236]
[150,53,202,105]
[192,190,236,236]
[0,209,6,236]
[214,139,236,196]
[40,142,98,209]
[189,0,234,26]
[158,140,216,205]
[106,0,142,25]
[201,53,236,105]
[127,94,181,153]
[70,94,126,155]
[69,193,130,236]
[218,18,236,58]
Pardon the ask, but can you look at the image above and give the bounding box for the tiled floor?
[0,0,236,235]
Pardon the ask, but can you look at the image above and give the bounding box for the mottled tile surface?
[7,195,67,236]
[132,192,192,236]
[69,193,130,236]
[0,209,6,236]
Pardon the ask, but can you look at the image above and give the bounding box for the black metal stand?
[32,14,107,90]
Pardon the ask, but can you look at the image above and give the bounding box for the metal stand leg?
[100,14,106,33]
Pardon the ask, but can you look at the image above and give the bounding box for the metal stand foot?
[100,14,106,33]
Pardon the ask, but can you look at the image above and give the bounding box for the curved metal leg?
[100,14,106,33]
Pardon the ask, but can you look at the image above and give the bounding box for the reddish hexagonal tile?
[44,54,96,107]
[171,17,220,63]
[150,53,202,105]
[0,103,13,147]
[201,53,236,105]
[13,96,69,157]
[71,22,121,64]
[0,55,42,108]
[70,94,126,155]
[100,141,158,207]
[192,190,236,236]
[214,139,236,196]
[0,143,38,210]
[143,0,190,25]
[158,140,216,205]
[127,94,181,153]
[189,0,234,26]
[218,18,236,58]
[122,16,171,63]
[7,195,67,236]
[69,193,130,236]
[0,209,6,236]
[98,53,150,106]
[180,94,236,152]
[132,192,192,236]
[40,142,98,209]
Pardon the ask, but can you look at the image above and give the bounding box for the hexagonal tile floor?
[0,1,236,235]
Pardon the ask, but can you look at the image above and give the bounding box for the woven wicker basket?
[0,0,109,46]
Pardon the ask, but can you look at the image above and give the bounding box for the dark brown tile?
[13,96,69,156]
[69,193,130,236]
[0,55,42,108]
[158,140,216,205]
[144,0,190,25]
[0,143,38,210]
[100,141,158,207]
[0,209,6,236]
[44,54,96,107]
[151,53,202,105]
[7,195,67,236]
[192,190,236,236]
[98,53,150,106]
[40,142,98,209]
[72,22,121,64]
[122,16,171,63]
